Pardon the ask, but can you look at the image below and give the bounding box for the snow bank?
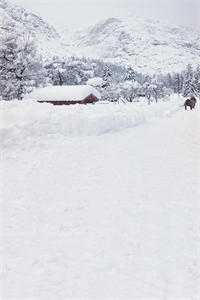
[0,95,184,149]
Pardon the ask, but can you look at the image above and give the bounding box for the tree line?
[0,34,200,103]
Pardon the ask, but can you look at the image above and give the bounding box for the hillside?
[67,17,200,74]
[1,1,199,74]
[0,0,67,58]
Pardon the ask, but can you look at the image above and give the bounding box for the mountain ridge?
[65,16,200,73]
[0,0,58,38]
[0,0,68,59]
[0,1,199,73]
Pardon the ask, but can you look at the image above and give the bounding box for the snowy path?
[1,105,200,299]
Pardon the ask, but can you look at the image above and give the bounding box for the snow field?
[0,95,184,150]
[1,94,200,299]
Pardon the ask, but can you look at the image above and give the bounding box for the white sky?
[12,0,199,30]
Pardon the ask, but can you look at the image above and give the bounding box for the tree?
[102,65,112,88]
[45,57,66,86]
[124,66,136,81]
[45,56,93,86]
[120,80,141,102]
[0,34,43,100]
[182,64,196,97]
[173,73,183,94]
[193,65,200,95]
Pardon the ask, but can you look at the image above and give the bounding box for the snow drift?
[0,95,184,150]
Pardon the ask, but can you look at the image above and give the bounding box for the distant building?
[27,85,101,105]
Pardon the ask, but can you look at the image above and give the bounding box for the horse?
[184,96,197,110]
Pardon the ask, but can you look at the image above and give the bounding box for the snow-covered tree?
[124,66,136,81]
[182,64,196,97]
[173,73,183,94]
[0,34,43,100]
[120,80,141,102]
[102,65,112,88]
[45,56,94,86]
[45,57,66,86]
[193,65,200,95]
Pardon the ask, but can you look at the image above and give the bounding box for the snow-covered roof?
[27,85,101,102]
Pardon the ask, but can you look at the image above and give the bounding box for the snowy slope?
[0,95,184,149]
[67,17,200,74]
[1,97,200,299]
[1,1,199,73]
[0,0,67,58]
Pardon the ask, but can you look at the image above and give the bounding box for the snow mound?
[0,95,184,150]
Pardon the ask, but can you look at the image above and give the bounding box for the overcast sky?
[13,0,199,30]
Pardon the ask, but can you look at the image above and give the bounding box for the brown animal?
[184,96,197,110]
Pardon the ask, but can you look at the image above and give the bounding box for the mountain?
[1,1,199,74]
[0,0,67,58]
[66,17,200,74]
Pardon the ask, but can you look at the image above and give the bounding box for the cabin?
[27,85,101,105]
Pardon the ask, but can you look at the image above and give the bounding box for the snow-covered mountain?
[67,17,200,74]
[0,0,58,38]
[0,0,67,58]
[1,0,199,73]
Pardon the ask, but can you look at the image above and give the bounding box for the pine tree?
[102,65,112,88]
[124,66,136,81]
[193,65,200,95]
[174,73,183,94]
[182,64,196,97]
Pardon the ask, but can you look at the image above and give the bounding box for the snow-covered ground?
[1,96,200,299]
[0,95,184,150]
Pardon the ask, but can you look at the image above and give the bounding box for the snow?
[25,85,101,102]
[0,95,183,149]
[1,1,199,74]
[87,77,104,87]
[1,95,200,299]
[68,17,200,74]
[0,0,70,60]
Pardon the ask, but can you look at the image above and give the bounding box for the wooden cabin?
[28,85,101,105]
